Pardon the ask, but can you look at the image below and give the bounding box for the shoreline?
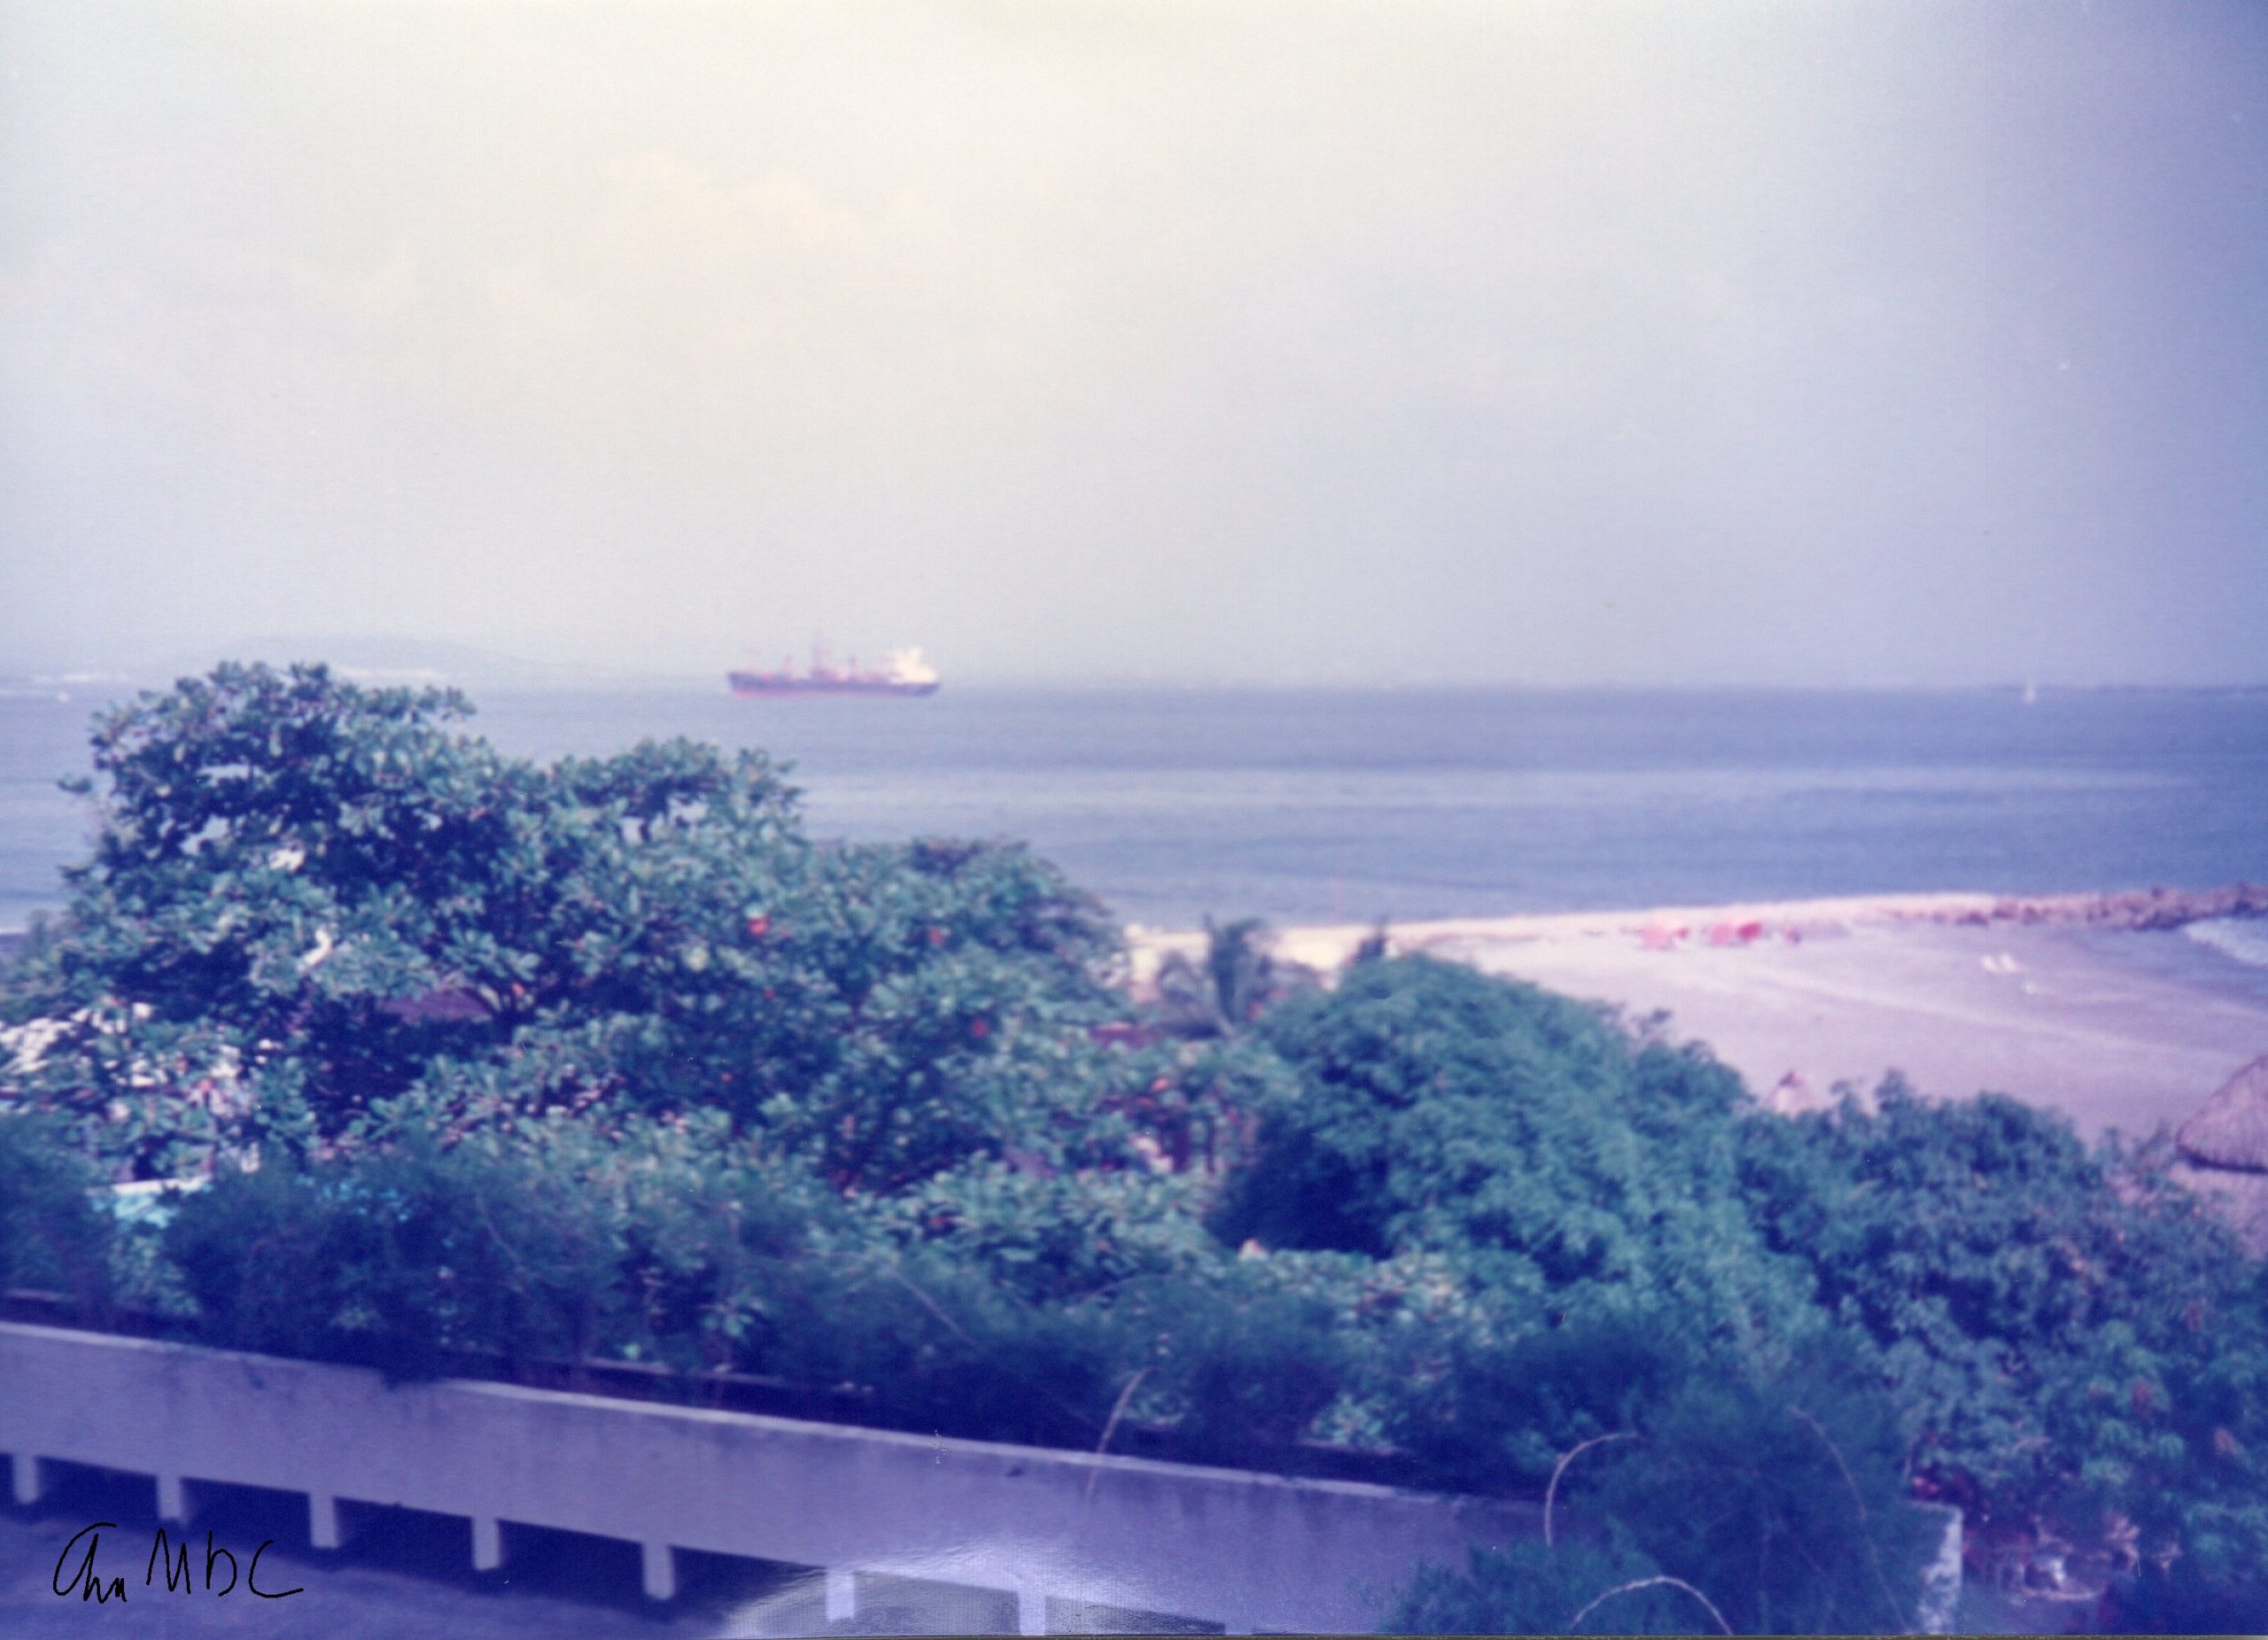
[1134,888,2268,1232]
[1128,882,2268,977]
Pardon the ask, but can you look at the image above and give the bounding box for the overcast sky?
[3,0,2263,686]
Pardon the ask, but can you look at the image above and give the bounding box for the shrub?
[1221,955,1813,1345]
[1739,1080,2268,1575]
[718,1245,1128,1450]
[2098,1556,2268,1634]
[1579,1341,1941,1635]
[1381,1308,1698,1492]
[162,1140,610,1376]
[1393,1335,1940,1636]
[1388,1538,1692,1636]
[0,1111,113,1313]
[1134,1275,1352,1466]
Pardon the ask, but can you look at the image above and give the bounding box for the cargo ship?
[728,644,940,697]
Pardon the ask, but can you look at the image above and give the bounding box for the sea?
[4,683,2266,982]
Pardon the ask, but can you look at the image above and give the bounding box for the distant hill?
[27,638,695,696]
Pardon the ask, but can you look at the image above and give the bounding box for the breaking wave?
[2185,916,2268,970]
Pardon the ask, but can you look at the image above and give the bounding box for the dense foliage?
[1741,1083,2268,1593]
[5,663,2266,1632]
[5,663,1129,1193]
[1391,1343,1940,1636]
[1223,954,1811,1344]
[0,1112,113,1309]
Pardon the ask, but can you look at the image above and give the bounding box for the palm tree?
[1153,916,1311,1038]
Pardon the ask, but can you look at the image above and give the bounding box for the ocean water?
[4,685,2266,947]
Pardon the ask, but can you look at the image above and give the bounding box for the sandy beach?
[1130,889,2268,1147]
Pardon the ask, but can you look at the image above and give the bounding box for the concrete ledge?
[0,1321,1538,1631]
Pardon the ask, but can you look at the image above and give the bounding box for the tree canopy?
[1222,954,1812,1346]
[7,663,1128,1193]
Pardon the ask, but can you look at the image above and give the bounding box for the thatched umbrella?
[2176,1054,2268,1172]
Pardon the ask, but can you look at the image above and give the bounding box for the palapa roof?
[2176,1054,2268,1173]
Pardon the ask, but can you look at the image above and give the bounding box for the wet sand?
[1457,919,2264,1139]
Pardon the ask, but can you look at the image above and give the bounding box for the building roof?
[2176,1053,2268,1173]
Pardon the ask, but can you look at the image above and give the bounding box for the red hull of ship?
[728,673,940,697]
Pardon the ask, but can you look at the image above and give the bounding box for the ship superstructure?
[728,644,940,697]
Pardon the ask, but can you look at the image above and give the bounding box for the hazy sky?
[4,0,2264,686]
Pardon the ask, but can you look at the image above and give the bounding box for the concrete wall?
[0,1321,1540,1632]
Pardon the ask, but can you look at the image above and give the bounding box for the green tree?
[1739,1079,2268,1584]
[1218,955,1812,1347]
[4,665,1130,1195]
[1151,916,1312,1038]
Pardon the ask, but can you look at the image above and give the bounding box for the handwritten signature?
[52,1521,304,1604]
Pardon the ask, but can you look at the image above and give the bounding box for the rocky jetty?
[1946,882,2268,934]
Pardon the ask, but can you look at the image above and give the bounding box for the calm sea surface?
[4,686,2266,938]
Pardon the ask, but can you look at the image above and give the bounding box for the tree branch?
[1788,1404,1906,1631]
[1545,1430,1637,1548]
[1085,1367,1151,1505]
[1565,1574,1731,1636]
